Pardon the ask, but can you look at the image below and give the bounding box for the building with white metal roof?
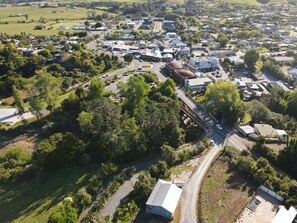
[271,206,297,223]
[146,179,182,219]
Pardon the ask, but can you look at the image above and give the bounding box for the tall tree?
[122,76,151,116]
[217,32,229,48]
[287,89,297,119]
[89,78,104,99]
[12,85,25,114]
[204,80,243,125]
[123,54,134,63]
[244,49,260,72]
[28,72,61,112]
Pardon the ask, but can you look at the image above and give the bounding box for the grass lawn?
[199,155,257,223]
[0,165,98,223]
[0,6,111,35]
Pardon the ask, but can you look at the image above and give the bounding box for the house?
[184,76,212,92]
[146,179,182,219]
[271,206,297,223]
[166,32,178,39]
[272,56,295,65]
[190,57,219,71]
[178,47,191,56]
[267,81,290,92]
[288,68,297,80]
[254,124,278,138]
[163,53,173,62]
[238,125,255,137]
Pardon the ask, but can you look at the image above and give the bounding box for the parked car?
[216,124,223,130]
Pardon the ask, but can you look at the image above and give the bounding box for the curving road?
[180,143,221,223]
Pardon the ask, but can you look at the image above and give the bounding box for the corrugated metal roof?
[146,179,182,214]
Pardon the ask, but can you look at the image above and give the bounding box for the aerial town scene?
[0,0,296,222]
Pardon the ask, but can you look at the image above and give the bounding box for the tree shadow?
[0,165,97,222]
[225,165,256,196]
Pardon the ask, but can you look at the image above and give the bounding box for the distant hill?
[218,0,289,5]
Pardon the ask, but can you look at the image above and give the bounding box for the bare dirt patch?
[199,156,257,223]
[0,133,38,155]
[236,190,281,223]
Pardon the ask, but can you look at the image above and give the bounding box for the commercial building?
[165,61,196,83]
[190,57,219,71]
[184,76,212,92]
[146,179,182,219]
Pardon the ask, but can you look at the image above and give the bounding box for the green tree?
[89,78,104,99]
[12,85,25,114]
[247,100,272,123]
[149,161,170,179]
[29,72,61,112]
[38,49,51,57]
[161,144,179,166]
[29,96,46,119]
[48,204,78,223]
[287,89,297,119]
[217,32,229,48]
[123,54,134,63]
[278,138,297,178]
[204,80,243,125]
[123,76,151,116]
[244,49,260,72]
[73,187,92,211]
[158,78,176,98]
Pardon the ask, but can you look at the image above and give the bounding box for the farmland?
[0,6,109,35]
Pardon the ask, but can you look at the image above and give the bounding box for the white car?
[216,124,223,130]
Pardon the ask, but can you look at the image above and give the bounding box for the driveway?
[0,108,35,125]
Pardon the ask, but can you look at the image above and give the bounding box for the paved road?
[0,108,35,125]
[180,143,222,223]
[98,158,159,219]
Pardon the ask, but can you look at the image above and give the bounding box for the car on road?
[215,124,223,130]
[137,67,142,70]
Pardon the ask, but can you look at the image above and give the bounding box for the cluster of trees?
[262,59,292,82]
[244,48,260,72]
[0,41,119,102]
[204,80,245,126]
[217,32,229,48]
[0,43,45,95]
[250,135,297,180]
[30,76,184,177]
[226,147,297,207]
[246,89,297,132]
[0,147,32,182]
[236,30,261,40]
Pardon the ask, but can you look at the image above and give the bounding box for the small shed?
[146,179,182,219]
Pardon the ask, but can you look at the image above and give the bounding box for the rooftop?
[146,179,182,214]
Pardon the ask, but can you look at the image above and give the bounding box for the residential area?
[0,0,297,223]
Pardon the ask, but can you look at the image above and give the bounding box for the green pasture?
[0,6,110,35]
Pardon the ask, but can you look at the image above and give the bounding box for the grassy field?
[0,165,98,223]
[199,155,257,223]
[0,6,110,35]
[219,0,287,5]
